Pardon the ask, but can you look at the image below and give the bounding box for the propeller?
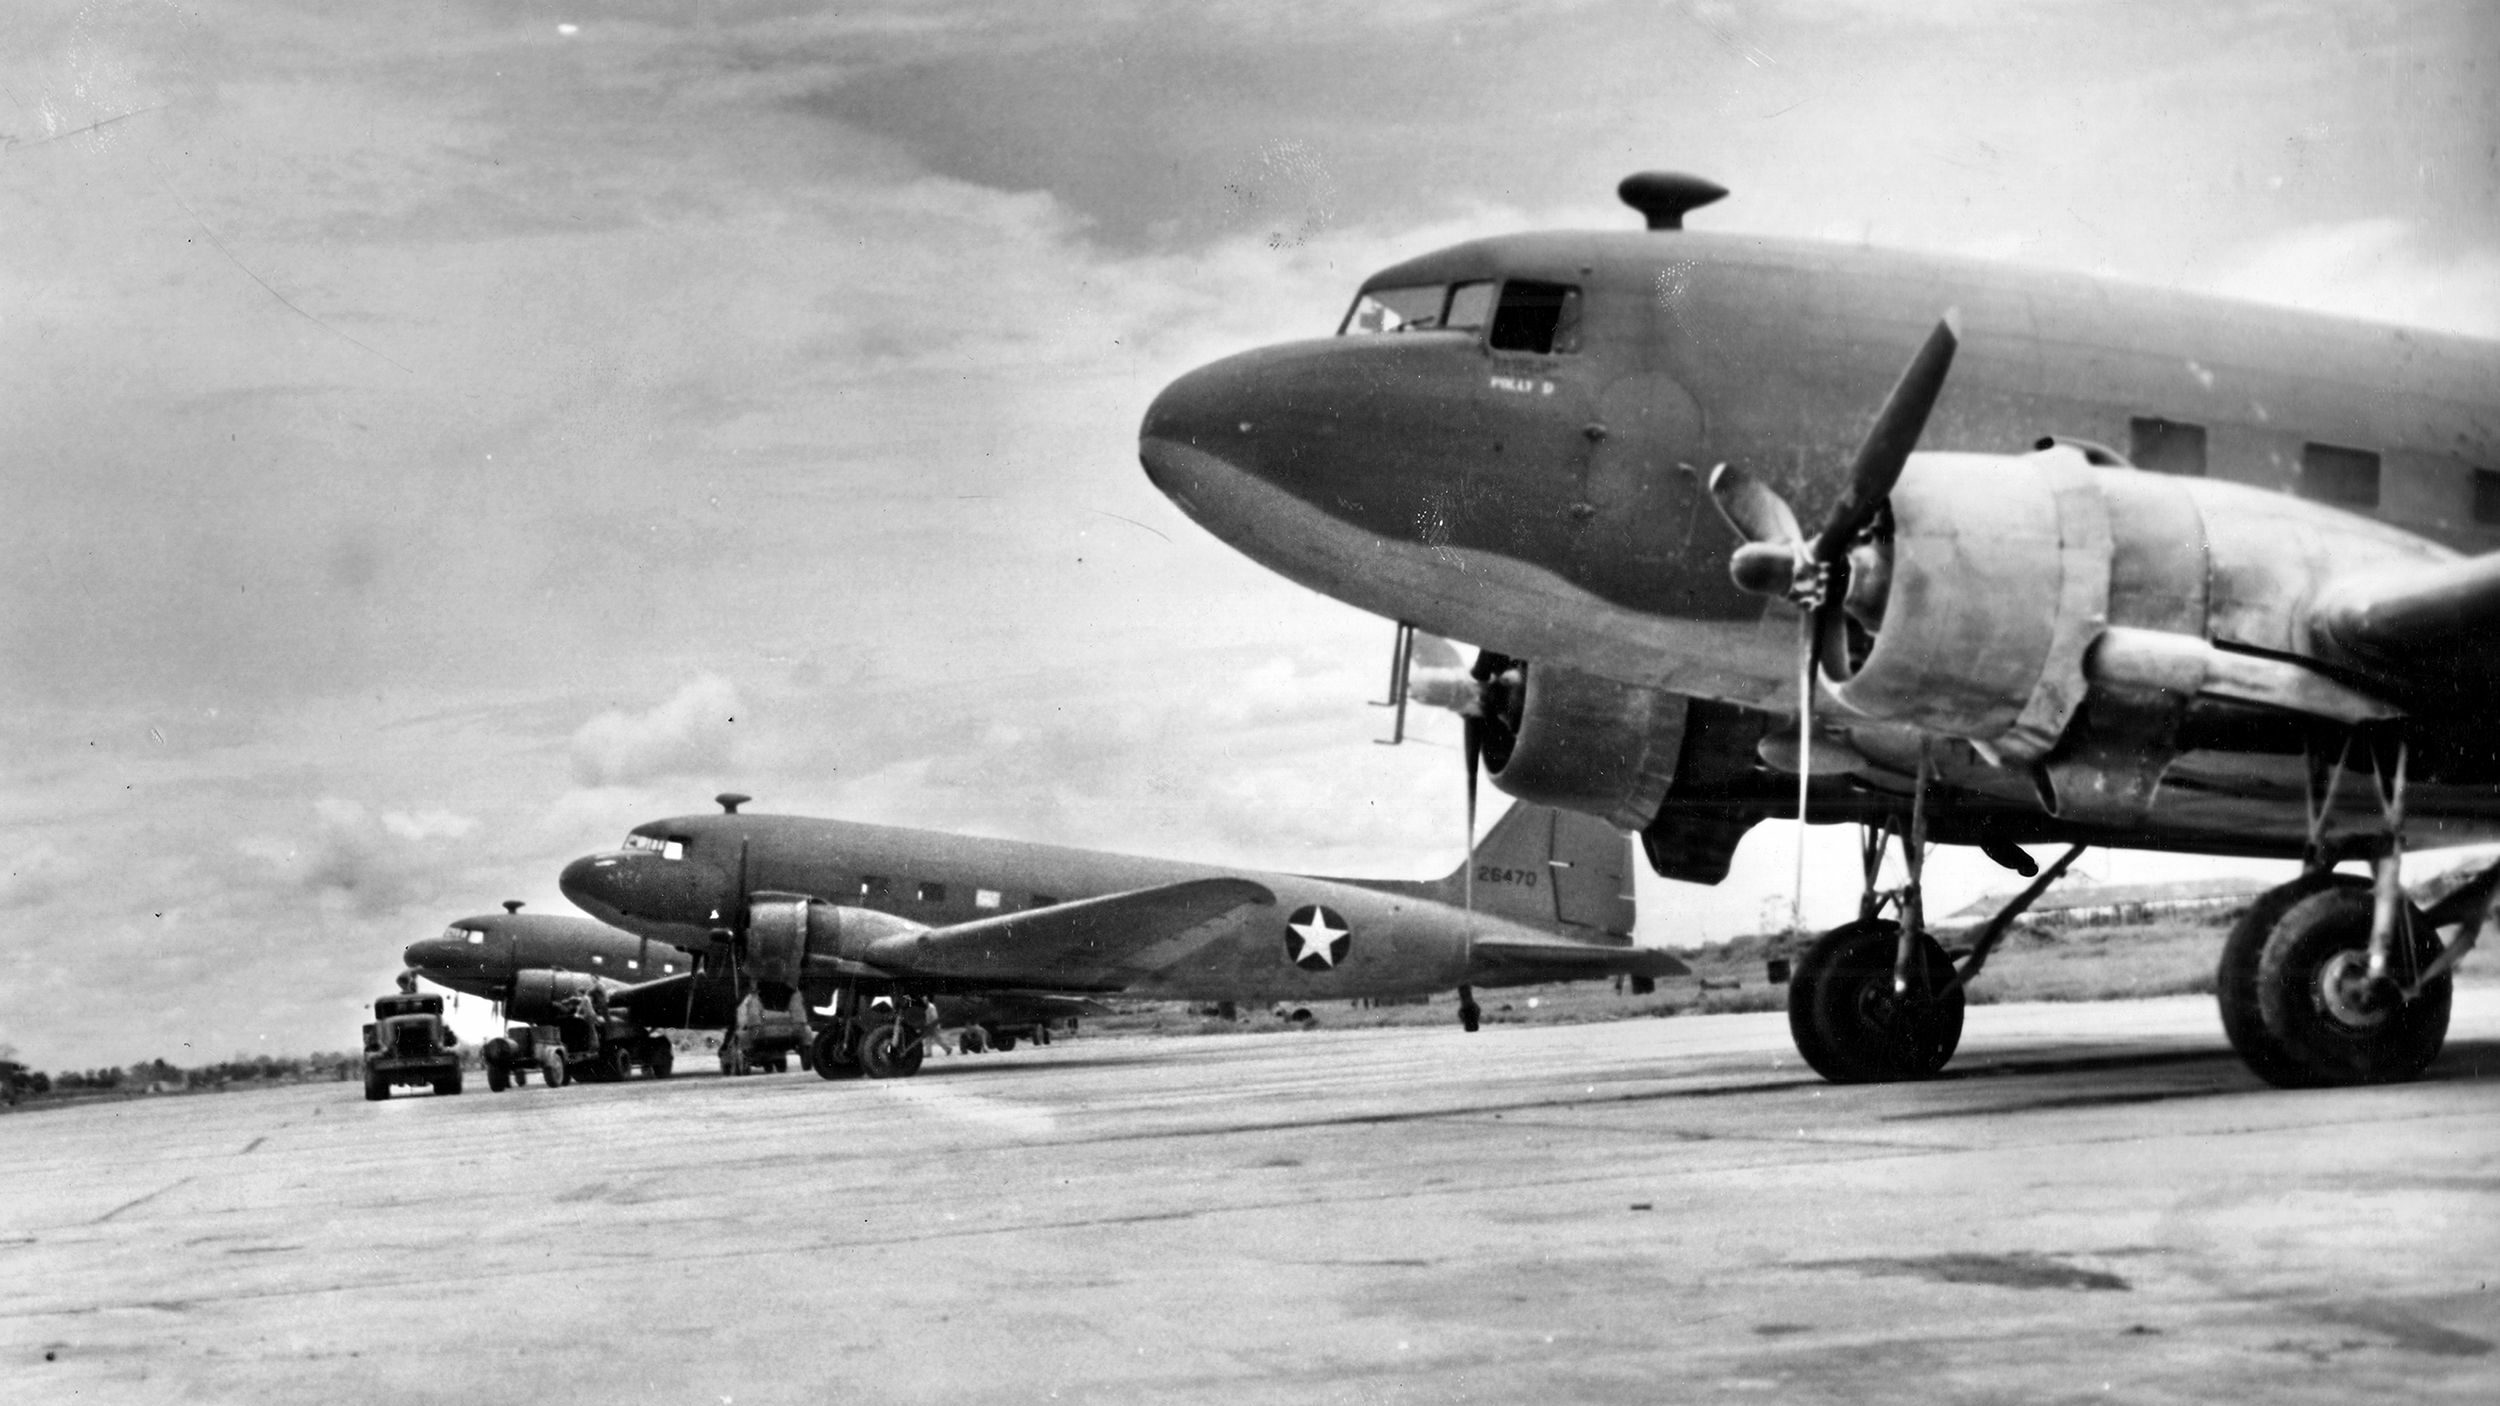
[1705,312,1960,936]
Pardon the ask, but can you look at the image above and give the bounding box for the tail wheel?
[1787,919,1964,1083]
[2251,886,2451,1087]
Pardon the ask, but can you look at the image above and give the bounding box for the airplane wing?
[2312,551,2500,698]
[1465,931,1691,985]
[861,878,1276,990]
[601,971,702,1025]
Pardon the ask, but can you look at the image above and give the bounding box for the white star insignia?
[1285,905,1351,970]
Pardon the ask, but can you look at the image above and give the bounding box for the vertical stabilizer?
[1444,804,1636,939]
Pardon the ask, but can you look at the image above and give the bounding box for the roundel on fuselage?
[1284,905,1352,972]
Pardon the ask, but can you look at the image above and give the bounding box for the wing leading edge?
[863,877,1278,989]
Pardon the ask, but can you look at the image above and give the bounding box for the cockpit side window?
[1442,281,1496,334]
[1489,281,1583,355]
[662,839,685,861]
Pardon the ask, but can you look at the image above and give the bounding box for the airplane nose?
[559,852,623,918]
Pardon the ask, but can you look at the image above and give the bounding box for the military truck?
[362,991,463,1100]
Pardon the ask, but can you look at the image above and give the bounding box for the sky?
[3,0,2495,1068]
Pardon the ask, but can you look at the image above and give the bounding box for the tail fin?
[1444,804,1635,939]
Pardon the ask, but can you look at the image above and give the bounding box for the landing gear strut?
[1784,752,2084,1084]
[1456,984,1481,1033]
[2217,735,2468,1087]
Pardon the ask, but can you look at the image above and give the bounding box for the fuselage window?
[1488,281,1583,355]
[975,889,1002,910]
[2129,417,2207,476]
[1030,894,1059,908]
[661,839,686,861]
[917,882,947,904]
[2472,468,2500,526]
[1341,284,1449,335]
[662,962,677,974]
[467,930,484,945]
[590,954,604,966]
[2299,442,2380,509]
[859,876,890,899]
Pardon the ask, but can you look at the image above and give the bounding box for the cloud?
[2212,220,2500,338]
[569,675,746,787]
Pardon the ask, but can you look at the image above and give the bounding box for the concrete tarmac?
[6,993,2497,1405]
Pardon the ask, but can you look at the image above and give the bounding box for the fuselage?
[1140,223,2500,855]
[403,912,734,1026]
[558,810,1631,1001]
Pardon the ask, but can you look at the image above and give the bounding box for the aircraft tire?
[2218,872,2365,1086]
[363,1072,390,1102]
[646,1039,673,1079]
[1787,920,1963,1083]
[894,1030,926,1077]
[811,1028,861,1081]
[2252,885,2451,1088]
[857,1025,903,1079]
[485,1060,511,1093]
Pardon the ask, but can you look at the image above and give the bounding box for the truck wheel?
[958,1025,988,1055]
[540,1052,569,1088]
[993,1034,1017,1053]
[646,1039,674,1079]
[364,1072,390,1101]
[604,1045,635,1082]
[436,1069,463,1096]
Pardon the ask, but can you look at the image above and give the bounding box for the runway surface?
[6,993,2497,1405]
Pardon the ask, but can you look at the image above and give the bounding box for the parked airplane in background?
[1140,171,2500,1089]
[559,795,1686,1079]
[402,902,1092,1083]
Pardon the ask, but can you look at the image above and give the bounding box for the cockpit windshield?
[1341,279,1580,352]
[621,833,686,860]
[1341,280,1497,336]
[441,925,484,945]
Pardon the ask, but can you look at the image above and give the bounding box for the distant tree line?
[2,1052,367,1106]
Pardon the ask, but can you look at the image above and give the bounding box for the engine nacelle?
[744,896,926,989]
[1825,447,2112,762]
[508,968,608,1024]
[1485,663,1690,832]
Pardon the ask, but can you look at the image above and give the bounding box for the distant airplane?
[402,902,1095,1082]
[1140,170,2500,1089]
[558,795,1687,1079]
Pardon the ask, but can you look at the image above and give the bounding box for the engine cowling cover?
[745,896,926,988]
[508,968,607,1024]
[1488,664,1689,831]
[1827,447,2111,761]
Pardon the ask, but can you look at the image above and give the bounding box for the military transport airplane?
[1140,170,2500,1090]
[402,902,1095,1084]
[558,794,1686,1079]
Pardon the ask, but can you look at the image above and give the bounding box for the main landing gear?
[2216,737,2475,1087]
[1785,751,2087,1084]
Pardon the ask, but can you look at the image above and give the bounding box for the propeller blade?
[1462,715,1481,919]
[1812,313,1959,563]
[1706,462,1803,546]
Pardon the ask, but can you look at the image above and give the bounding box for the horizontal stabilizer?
[863,878,1277,990]
[1466,931,1689,986]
